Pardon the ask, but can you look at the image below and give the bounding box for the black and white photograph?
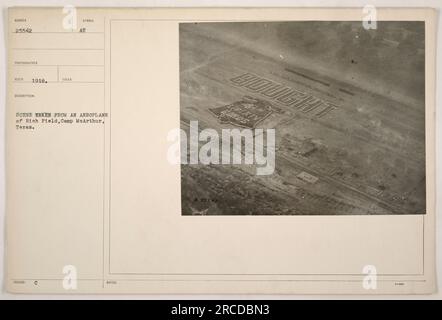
[180,21,426,215]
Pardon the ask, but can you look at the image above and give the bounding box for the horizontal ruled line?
[12,64,104,67]
[13,81,104,84]
[13,31,104,34]
[12,48,104,50]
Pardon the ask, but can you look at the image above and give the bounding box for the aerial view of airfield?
[179,21,426,216]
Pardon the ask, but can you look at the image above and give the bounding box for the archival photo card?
[6,7,436,295]
[179,21,426,216]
